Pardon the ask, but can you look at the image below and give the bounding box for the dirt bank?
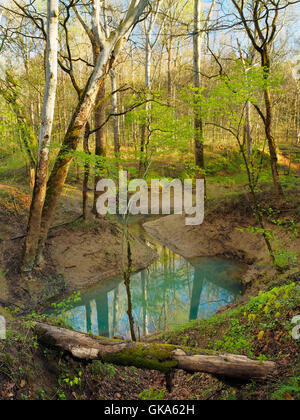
[144,191,300,289]
[144,213,269,263]
[47,219,158,290]
[0,184,157,309]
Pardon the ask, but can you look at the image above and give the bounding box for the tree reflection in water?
[53,232,244,339]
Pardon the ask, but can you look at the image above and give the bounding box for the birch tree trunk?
[21,0,58,274]
[35,0,150,265]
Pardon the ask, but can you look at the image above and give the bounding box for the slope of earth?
[0,183,157,309]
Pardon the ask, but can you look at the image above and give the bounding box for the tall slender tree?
[34,0,151,267]
[193,0,216,176]
[231,0,284,196]
[22,0,58,274]
[237,39,255,160]
[139,1,161,176]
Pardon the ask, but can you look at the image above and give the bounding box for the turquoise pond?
[48,218,245,339]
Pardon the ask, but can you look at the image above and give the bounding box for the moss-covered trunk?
[92,44,107,215]
[35,322,277,380]
[82,122,91,220]
[36,58,112,263]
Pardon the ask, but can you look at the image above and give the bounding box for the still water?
[49,219,244,339]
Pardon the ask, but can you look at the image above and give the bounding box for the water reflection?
[50,224,244,339]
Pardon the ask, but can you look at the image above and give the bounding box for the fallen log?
[35,322,277,380]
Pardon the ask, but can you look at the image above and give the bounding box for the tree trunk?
[262,48,283,197]
[92,43,107,215]
[33,0,152,264]
[139,13,155,177]
[245,101,252,160]
[110,69,120,166]
[193,0,204,174]
[167,43,172,104]
[36,47,114,264]
[35,322,277,380]
[110,71,121,207]
[139,124,148,177]
[21,0,58,274]
[237,41,253,161]
[193,0,216,177]
[86,303,92,334]
[124,238,136,342]
[82,122,91,220]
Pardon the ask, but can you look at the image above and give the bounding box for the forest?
[0,0,299,402]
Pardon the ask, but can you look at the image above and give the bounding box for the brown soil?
[48,219,157,290]
[0,184,157,309]
[144,190,300,292]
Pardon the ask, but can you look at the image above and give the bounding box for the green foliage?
[214,319,253,355]
[237,208,298,270]
[51,292,82,316]
[205,150,246,175]
[199,62,283,123]
[258,354,268,363]
[46,292,82,330]
[245,283,298,320]
[271,376,300,400]
[0,268,8,279]
[139,388,165,401]
[61,371,82,388]
[89,361,116,379]
[57,391,67,401]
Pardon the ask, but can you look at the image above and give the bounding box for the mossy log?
[35,322,277,380]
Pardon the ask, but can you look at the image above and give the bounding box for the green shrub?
[139,388,165,401]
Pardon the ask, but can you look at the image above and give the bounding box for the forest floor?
[0,155,299,400]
